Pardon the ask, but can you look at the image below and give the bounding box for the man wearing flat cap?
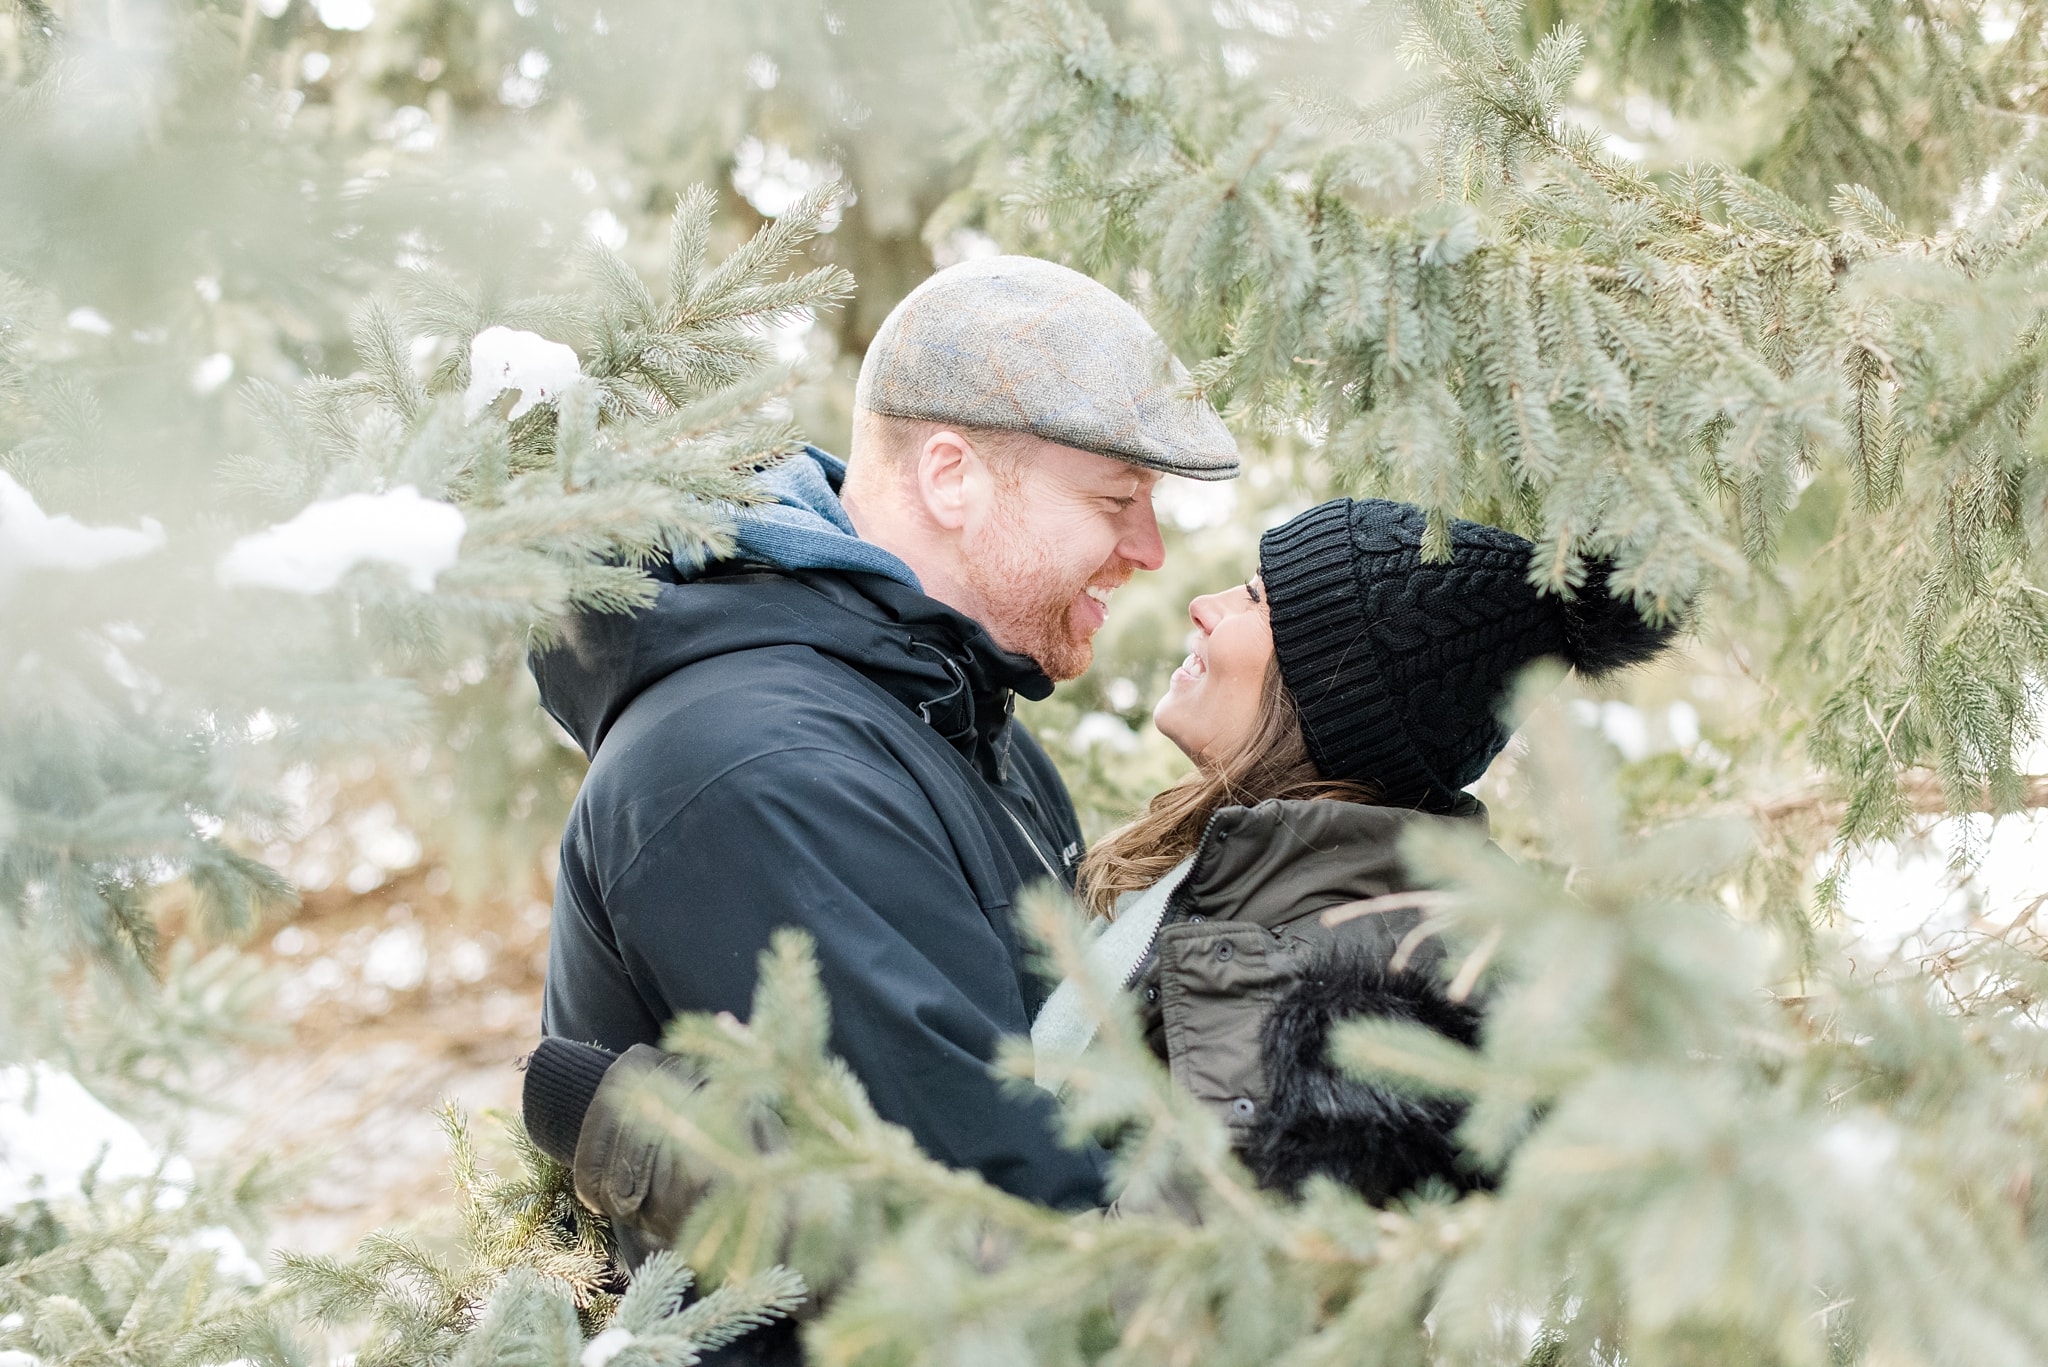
[522,258,1237,1265]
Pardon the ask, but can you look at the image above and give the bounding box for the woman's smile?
[1153,579,1271,766]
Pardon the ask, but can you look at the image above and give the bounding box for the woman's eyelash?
[1245,581,1263,605]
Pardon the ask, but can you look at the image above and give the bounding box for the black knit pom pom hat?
[1258,499,1678,812]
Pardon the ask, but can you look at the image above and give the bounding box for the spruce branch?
[970,0,2048,843]
[276,1108,617,1363]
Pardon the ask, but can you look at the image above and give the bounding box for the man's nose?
[1119,492,1166,572]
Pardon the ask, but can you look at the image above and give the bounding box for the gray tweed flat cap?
[854,255,1239,480]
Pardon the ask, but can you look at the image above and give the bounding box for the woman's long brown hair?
[1077,656,1378,919]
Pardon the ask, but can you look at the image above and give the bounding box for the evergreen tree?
[1,175,837,1367]
[0,1103,803,1366]
[4,2,841,1357]
[10,0,2048,1364]
[955,0,2048,874]
[278,1107,805,1366]
[1526,0,2016,225]
[2,86,849,1068]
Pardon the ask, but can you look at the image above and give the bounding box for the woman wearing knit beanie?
[1030,496,1678,1204]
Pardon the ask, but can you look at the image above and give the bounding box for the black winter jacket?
[532,560,1107,1212]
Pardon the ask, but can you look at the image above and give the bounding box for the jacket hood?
[532,563,1053,772]
[698,446,923,590]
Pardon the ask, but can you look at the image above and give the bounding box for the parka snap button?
[1187,914,1205,923]
[1144,985,1159,1004]
[1214,941,1234,962]
[1231,1098,1256,1119]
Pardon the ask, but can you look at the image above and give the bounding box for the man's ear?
[915,429,994,532]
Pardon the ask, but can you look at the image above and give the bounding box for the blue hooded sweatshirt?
[710,445,922,589]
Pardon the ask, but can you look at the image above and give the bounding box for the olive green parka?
[1120,797,1499,1200]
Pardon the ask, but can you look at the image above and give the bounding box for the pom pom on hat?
[1558,560,1680,677]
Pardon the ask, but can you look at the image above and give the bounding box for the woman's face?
[1153,576,1275,768]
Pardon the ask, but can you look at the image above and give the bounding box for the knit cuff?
[523,1037,618,1168]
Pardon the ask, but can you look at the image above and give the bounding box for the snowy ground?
[180,869,550,1257]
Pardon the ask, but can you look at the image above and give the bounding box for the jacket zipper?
[810,648,1067,894]
[1125,809,1229,990]
[996,798,1064,885]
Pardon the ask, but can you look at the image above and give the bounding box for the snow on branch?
[216,486,465,594]
[0,1064,190,1206]
[0,472,166,584]
[463,325,583,420]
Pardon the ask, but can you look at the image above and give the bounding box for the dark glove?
[523,1040,801,1364]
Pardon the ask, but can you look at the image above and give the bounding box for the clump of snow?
[1,1065,268,1295]
[582,208,628,251]
[1818,1115,1900,1186]
[731,136,843,224]
[314,0,373,30]
[464,326,581,420]
[362,924,429,992]
[94,627,160,697]
[190,352,235,395]
[0,1064,191,1207]
[581,1327,636,1367]
[65,306,114,335]
[174,1225,266,1285]
[0,472,165,585]
[1837,807,2048,956]
[1069,712,1140,754]
[216,486,464,594]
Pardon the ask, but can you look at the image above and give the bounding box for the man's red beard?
[962,500,1129,681]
